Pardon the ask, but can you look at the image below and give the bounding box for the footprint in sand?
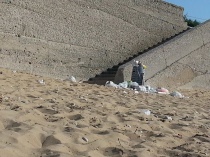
[0,133,18,145]
[5,120,31,132]
[40,149,61,157]
[69,114,84,121]
[63,126,75,133]
[38,107,59,115]
[44,115,61,122]
[92,130,110,135]
[42,135,61,148]
[103,147,124,156]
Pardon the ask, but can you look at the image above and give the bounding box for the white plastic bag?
[105,81,119,88]
[138,109,151,115]
[130,82,139,87]
[170,91,184,98]
[38,79,45,84]
[118,81,128,88]
[70,76,77,83]
[135,86,147,92]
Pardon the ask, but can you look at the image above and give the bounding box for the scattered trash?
[118,81,128,88]
[105,81,119,88]
[129,81,139,88]
[38,79,45,84]
[82,137,88,142]
[104,81,184,98]
[156,87,169,94]
[138,109,151,115]
[123,91,127,94]
[135,86,147,92]
[166,116,173,121]
[70,76,77,83]
[170,91,184,98]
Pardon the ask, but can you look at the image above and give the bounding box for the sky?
[164,0,210,22]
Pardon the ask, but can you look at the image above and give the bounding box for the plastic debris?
[156,87,169,94]
[129,82,139,88]
[135,86,147,92]
[38,79,45,84]
[166,116,173,120]
[139,109,151,115]
[118,81,128,88]
[105,81,119,88]
[170,91,184,98]
[70,76,77,83]
[104,81,185,99]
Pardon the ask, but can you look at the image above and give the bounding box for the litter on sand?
[105,81,185,98]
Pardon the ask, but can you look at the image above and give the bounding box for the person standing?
[137,61,146,85]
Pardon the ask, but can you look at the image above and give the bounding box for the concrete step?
[96,73,116,78]
[101,71,117,75]
[86,27,191,85]
[85,80,111,85]
[89,76,115,81]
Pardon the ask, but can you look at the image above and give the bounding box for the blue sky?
[164,0,210,22]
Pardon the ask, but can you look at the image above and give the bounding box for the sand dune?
[0,67,209,157]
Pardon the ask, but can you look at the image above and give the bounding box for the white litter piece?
[105,81,119,88]
[136,86,147,92]
[123,91,128,94]
[129,82,139,88]
[70,76,77,83]
[166,116,173,120]
[119,81,128,88]
[170,91,184,98]
[145,85,151,91]
[139,109,151,115]
[38,79,45,84]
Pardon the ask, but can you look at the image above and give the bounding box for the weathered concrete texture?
[115,20,210,89]
[0,0,187,80]
[147,42,210,89]
[0,32,124,80]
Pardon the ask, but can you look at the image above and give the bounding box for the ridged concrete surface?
[0,0,187,80]
[115,20,210,89]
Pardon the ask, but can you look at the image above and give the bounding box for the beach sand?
[0,67,209,157]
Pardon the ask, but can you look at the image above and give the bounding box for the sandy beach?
[0,67,209,157]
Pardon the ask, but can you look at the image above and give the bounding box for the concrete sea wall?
[115,20,210,89]
[0,0,187,80]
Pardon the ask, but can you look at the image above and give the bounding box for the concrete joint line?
[116,2,184,28]
[0,31,119,53]
[162,48,168,67]
[177,62,209,76]
[146,44,205,82]
[198,29,205,46]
